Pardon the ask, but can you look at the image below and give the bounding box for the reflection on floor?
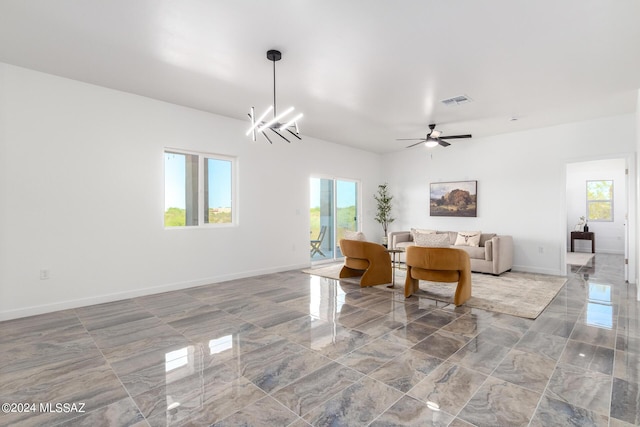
[1,254,639,426]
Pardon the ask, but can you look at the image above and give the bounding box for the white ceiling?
[1,1,639,153]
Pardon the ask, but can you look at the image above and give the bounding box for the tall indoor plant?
[374,183,395,245]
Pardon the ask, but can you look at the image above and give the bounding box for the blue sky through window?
[165,153,232,210]
[165,152,186,210]
[310,178,357,208]
[207,158,232,208]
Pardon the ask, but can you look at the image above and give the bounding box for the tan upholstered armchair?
[404,246,472,306]
[338,239,392,287]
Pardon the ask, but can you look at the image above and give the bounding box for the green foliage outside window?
[164,207,231,226]
[587,180,613,221]
[310,206,356,241]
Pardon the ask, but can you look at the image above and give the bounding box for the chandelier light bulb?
[258,106,295,132]
[279,113,304,131]
[246,105,273,136]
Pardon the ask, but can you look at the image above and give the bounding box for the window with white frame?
[164,149,235,227]
[586,180,613,222]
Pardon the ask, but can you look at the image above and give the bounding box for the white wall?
[636,89,640,300]
[2,62,638,319]
[383,114,637,276]
[0,63,384,320]
[566,159,626,254]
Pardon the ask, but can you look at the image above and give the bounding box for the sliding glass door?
[310,177,359,263]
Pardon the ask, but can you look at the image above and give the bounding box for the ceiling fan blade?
[405,140,427,148]
[437,139,451,147]
[439,134,472,139]
[396,138,426,141]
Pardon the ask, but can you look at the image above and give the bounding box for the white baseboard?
[0,263,310,322]
[512,265,564,276]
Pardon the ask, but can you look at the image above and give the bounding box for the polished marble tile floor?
[1,253,639,426]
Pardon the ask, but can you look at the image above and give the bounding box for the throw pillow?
[414,232,450,248]
[344,230,367,241]
[454,231,482,247]
[410,228,436,241]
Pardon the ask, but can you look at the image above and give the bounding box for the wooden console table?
[570,231,595,253]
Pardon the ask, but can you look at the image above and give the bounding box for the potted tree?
[374,183,395,246]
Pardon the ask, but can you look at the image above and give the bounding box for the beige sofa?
[388,229,513,275]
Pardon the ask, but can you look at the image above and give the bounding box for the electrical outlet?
[40,269,50,280]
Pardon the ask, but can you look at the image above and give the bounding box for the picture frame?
[430,180,477,217]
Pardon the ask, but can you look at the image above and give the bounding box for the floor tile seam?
[528,322,611,424]
[291,314,377,355]
[1,352,120,403]
[370,397,460,427]
[401,339,494,417]
[238,309,310,329]
[265,362,364,420]
[132,290,198,310]
[608,299,624,421]
[351,311,407,332]
[609,300,624,392]
[0,334,105,373]
[569,326,617,351]
[355,346,411,383]
[460,373,544,427]
[336,333,411,373]
[236,332,338,384]
[68,309,132,369]
[82,306,195,420]
[212,394,302,426]
[545,363,614,420]
[441,368,491,426]
[405,324,469,359]
[611,348,640,388]
[91,318,194,361]
[62,315,149,426]
[78,309,164,336]
[445,316,547,419]
[362,390,407,426]
[293,372,405,424]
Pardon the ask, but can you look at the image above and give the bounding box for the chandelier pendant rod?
[272,58,277,117]
[247,49,302,143]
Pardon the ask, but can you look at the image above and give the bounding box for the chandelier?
[246,49,303,143]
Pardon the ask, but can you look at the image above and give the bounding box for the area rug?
[302,264,567,319]
[566,251,594,266]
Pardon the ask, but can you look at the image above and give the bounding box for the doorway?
[565,158,631,281]
[310,177,359,263]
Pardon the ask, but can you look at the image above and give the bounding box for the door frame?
[562,152,636,284]
[310,175,362,264]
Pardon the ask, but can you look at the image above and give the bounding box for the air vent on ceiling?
[441,95,472,106]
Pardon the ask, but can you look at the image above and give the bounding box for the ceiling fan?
[397,124,472,148]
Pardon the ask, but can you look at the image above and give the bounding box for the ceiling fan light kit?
[425,139,439,148]
[247,49,302,143]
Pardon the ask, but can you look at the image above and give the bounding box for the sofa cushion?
[396,241,415,250]
[415,232,450,248]
[410,228,436,241]
[454,231,482,247]
[454,245,486,259]
[434,231,458,245]
[344,230,367,241]
[479,233,496,247]
[485,240,493,261]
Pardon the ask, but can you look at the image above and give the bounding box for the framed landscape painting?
[430,180,477,217]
